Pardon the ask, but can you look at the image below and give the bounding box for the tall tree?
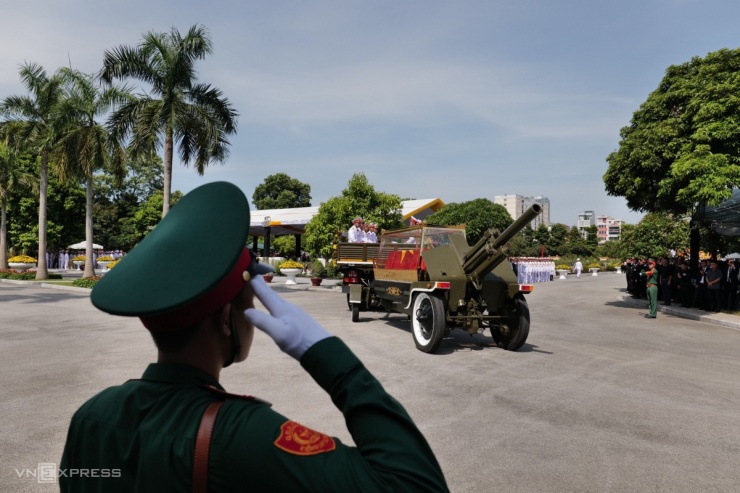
[426,198,512,245]
[101,24,238,216]
[252,173,311,210]
[0,144,37,268]
[604,48,740,216]
[619,213,690,259]
[0,62,64,279]
[304,173,402,259]
[54,68,130,277]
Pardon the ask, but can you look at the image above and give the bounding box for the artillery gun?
[345,203,542,353]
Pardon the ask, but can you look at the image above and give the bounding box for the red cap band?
[141,248,252,332]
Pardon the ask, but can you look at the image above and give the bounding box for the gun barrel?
[462,203,543,281]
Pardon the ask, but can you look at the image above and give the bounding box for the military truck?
[342,204,542,353]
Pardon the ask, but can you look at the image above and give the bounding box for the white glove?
[244,275,332,360]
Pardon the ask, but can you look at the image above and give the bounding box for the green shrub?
[311,260,327,278]
[0,270,62,280]
[325,261,339,278]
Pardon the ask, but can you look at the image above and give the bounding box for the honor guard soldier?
[347,216,364,243]
[642,259,659,318]
[60,182,448,492]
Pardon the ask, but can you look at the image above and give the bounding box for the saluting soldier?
[61,182,448,492]
[642,259,659,318]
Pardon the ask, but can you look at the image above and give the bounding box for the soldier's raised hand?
[244,275,331,360]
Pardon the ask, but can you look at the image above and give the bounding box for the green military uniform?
[61,337,447,491]
[644,262,659,318]
[60,182,448,492]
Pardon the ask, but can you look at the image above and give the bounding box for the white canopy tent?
[67,241,104,250]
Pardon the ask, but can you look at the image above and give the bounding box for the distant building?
[596,215,624,243]
[577,210,595,238]
[494,194,550,229]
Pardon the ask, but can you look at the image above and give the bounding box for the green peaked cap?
[91,182,267,326]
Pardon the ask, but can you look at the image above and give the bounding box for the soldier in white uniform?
[348,217,364,243]
[574,258,584,278]
[365,224,378,243]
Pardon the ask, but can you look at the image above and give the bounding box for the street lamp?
[262,216,271,260]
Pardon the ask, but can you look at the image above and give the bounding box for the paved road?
[2,274,740,492]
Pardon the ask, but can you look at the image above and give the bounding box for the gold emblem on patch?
[274,421,336,456]
[386,286,402,296]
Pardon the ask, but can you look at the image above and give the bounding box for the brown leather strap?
[193,401,225,493]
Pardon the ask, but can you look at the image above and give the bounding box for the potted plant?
[96,255,115,270]
[279,260,304,285]
[8,255,37,272]
[71,255,86,270]
[555,264,571,279]
[262,273,274,283]
[310,260,326,286]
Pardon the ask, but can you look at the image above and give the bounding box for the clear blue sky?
[2,0,739,225]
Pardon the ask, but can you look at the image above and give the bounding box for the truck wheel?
[491,295,530,351]
[351,303,360,322]
[411,292,446,353]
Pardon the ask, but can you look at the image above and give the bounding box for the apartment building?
[596,215,624,243]
[494,194,551,229]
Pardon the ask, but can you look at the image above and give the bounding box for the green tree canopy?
[425,198,512,245]
[620,213,690,259]
[303,173,402,259]
[252,173,311,210]
[604,48,740,216]
[0,144,36,268]
[546,223,570,256]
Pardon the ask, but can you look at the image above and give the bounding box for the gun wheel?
[491,294,530,351]
[411,292,446,353]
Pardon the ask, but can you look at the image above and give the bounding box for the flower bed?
[72,276,102,288]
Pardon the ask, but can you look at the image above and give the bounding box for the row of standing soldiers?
[624,257,739,312]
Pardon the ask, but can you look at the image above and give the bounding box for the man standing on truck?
[348,216,365,243]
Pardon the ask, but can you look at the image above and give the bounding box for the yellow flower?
[279,260,304,269]
[8,255,37,263]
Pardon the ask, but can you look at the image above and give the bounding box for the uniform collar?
[141,363,224,390]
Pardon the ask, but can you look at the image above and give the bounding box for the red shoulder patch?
[274,421,336,456]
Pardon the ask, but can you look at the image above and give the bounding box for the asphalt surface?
[2,272,740,492]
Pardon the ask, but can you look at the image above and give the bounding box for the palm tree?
[0,143,37,269]
[54,68,131,278]
[0,63,64,279]
[101,24,238,217]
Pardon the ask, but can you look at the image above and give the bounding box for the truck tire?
[411,292,446,353]
[351,303,360,322]
[491,294,530,351]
